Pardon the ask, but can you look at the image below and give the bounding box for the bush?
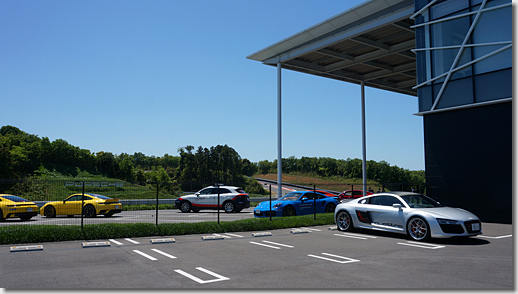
[0,214,336,245]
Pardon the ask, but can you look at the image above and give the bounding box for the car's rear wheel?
[179,201,191,213]
[83,205,97,218]
[325,203,336,213]
[407,216,430,241]
[44,206,56,218]
[336,210,353,231]
[282,206,296,217]
[223,201,235,213]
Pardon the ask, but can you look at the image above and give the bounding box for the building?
[248,0,512,223]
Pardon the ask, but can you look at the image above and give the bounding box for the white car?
[334,192,482,241]
[175,186,250,213]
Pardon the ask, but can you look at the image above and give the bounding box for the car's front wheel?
[179,201,192,213]
[407,216,430,241]
[0,208,4,221]
[336,210,353,231]
[44,206,56,218]
[282,206,296,217]
[223,201,235,213]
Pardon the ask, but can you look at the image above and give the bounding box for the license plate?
[472,223,480,231]
[255,210,260,214]
[27,208,33,212]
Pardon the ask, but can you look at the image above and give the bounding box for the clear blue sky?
[0,0,425,171]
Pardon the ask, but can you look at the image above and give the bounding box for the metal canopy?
[247,0,416,97]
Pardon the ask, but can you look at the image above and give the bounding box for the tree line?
[0,125,424,189]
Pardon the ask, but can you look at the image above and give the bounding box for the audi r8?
[40,193,122,218]
[254,191,338,217]
[334,191,482,241]
[0,194,39,221]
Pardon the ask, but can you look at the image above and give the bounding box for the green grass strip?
[0,214,335,245]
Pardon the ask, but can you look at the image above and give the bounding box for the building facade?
[412,0,512,223]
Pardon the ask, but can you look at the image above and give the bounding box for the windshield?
[279,192,302,201]
[400,194,443,208]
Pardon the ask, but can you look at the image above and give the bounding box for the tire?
[223,201,235,213]
[282,206,296,217]
[407,216,431,241]
[336,210,353,231]
[179,201,191,213]
[325,203,336,213]
[83,205,97,218]
[0,208,4,221]
[44,206,56,218]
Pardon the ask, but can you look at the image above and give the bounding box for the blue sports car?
[254,191,338,217]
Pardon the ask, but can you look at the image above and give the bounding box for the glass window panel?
[418,86,433,112]
[436,78,474,109]
[430,0,469,20]
[474,69,512,102]
[473,46,511,74]
[432,48,459,77]
[452,48,473,79]
[431,16,470,48]
[471,5,511,44]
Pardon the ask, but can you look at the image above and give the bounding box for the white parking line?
[334,233,375,240]
[297,227,321,232]
[308,253,360,264]
[133,250,157,261]
[261,241,294,248]
[249,241,281,249]
[174,267,229,284]
[478,234,512,239]
[397,241,445,249]
[151,249,177,259]
[109,239,123,245]
[220,233,244,238]
[124,238,140,244]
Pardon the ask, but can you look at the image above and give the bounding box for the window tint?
[67,195,82,201]
[371,196,403,206]
[1,195,29,202]
[199,188,214,195]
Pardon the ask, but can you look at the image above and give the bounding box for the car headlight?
[436,218,460,225]
[272,203,281,209]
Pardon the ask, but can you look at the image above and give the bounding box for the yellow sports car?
[0,194,39,221]
[40,193,122,218]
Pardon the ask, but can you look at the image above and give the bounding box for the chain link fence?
[0,179,426,228]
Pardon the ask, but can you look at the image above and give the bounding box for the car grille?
[438,223,465,234]
[464,220,482,233]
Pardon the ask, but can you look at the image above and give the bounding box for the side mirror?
[393,203,402,209]
[195,193,200,197]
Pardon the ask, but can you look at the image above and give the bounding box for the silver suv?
[175,186,250,213]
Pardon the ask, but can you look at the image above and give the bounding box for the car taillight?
[232,194,248,201]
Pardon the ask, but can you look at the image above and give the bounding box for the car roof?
[375,191,421,196]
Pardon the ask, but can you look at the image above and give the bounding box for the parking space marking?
[298,227,321,232]
[133,250,157,261]
[124,238,140,244]
[174,267,230,284]
[334,233,377,240]
[249,241,281,250]
[397,241,445,249]
[262,240,294,248]
[308,253,360,264]
[151,249,177,259]
[478,234,512,239]
[221,233,244,238]
[109,239,124,245]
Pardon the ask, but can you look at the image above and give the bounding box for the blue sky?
[0,0,425,171]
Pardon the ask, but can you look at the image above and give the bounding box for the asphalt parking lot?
[0,222,512,289]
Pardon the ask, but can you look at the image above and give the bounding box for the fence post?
[216,183,220,225]
[156,182,159,226]
[313,184,316,220]
[81,181,85,231]
[269,184,272,222]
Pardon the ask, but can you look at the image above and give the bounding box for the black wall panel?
[424,102,512,223]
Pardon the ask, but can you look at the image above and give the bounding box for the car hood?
[255,200,283,209]
[417,207,479,220]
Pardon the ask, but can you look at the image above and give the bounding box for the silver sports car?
[334,192,482,241]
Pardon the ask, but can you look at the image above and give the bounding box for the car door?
[363,195,405,232]
[298,193,315,215]
[208,188,231,209]
[192,187,215,209]
[62,195,83,215]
